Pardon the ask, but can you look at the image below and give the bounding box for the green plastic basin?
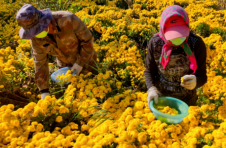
[149,96,189,124]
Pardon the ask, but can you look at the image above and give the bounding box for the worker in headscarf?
[144,5,207,106]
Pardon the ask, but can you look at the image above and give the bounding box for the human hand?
[71,63,83,75]
[41,92,50,99]
[147,86,158,108]
[180,75,197,90]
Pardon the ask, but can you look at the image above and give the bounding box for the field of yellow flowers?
[1,0,226,147]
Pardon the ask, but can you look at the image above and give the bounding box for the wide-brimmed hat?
[16,4,52,39]
[164,15,190,40]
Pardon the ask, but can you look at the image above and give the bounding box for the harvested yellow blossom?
[157,106,178,115]
[181,77,184,83]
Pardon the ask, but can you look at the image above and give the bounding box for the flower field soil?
[0,90,29,108]
[1,0,226,148]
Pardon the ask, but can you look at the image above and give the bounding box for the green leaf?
[51,88,66,95]
[19,39,26,44]
[88,89,92,97]
[92,116,112,130]
[93,113,109,124]
[89,60,101,73]
[207,139,212,146]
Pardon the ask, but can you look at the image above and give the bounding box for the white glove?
[71,63,83,76]
[147,86,159,108]
[180,75,197,90]
[41,93,50,99]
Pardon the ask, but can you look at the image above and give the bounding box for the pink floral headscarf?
[155,5,197,74]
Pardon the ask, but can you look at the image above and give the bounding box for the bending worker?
[144,5,207,106]
[16,4,97,99]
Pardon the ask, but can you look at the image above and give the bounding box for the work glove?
[147,86,158,108]
[41,92,50,99]
[71,63,83,76]
[180,75,197,90]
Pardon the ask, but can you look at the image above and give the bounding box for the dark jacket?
[144,32,207,105]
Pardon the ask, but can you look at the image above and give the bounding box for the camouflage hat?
[16,4,52,39]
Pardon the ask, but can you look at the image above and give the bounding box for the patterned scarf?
[155,5,197,74]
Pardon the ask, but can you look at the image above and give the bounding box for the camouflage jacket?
[31,11,97,92]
